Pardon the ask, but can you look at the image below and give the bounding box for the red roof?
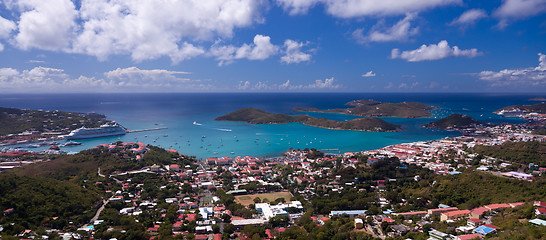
[468,218,482,223]
[457,234,482,240]
[484,203,510,210]
[471,207,489,216]
[537,207,546,214]
[442,209,470,217]
[382,217,395,223]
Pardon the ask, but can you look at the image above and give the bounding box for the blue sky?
[0,0,545,93]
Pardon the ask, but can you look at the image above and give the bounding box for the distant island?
[215,108,401,132]
[424,114,484,130]
[293,99,435,118]
[529,97,546,101]
[495,102,546,114]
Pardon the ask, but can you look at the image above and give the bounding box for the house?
[484,203,510,211]
[467,218,483,228]
[390,224,411,236]
[535,207,546,216]
[529,218,546,226]
[469,207,489,219]
[534,201,546,208]
[397,211,428,219]
[3,208,14,215]
[428,207,458,215]
[354,218,364,229]
[428,228,449,240]
[169,164,180,172]
[440,209,470,221]
[473,225,497,236]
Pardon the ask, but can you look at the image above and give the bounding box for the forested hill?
[0,144,196,233]
[495,102,546,114]
[424,114,483,129]
[293,99,435,118]
[215,107,401,132]
[0,107,110,135]
[472,141,546,166]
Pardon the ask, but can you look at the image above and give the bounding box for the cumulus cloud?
[391,40,482,62]
[477,53,546,87]
[0,16,16,51]
[353,13,418,44]
[277,0,461,18]
[238,77,340,91]
[2,0,264,62]
[449,9,487,27]
[281,40,312,64]
[362,71,376,77]
[494,0,546,27]
[210,34,279,66]
[0,66,207,92]
[73,0,264,62]
[8,0,77,51]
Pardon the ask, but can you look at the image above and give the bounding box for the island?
[529,97,546,101]
[292,99,435,118]
[215,107,402,132]
[0,107,113,145]
[424,114,484,130]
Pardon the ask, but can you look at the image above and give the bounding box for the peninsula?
[495,102,546,114]
[0,107,113,145]
[293,99,435,118]
[424,114,484,130]
[215,108,401,132]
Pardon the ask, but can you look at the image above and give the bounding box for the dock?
[126,127,168,133]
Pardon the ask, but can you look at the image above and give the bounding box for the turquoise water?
[0,93,531,159]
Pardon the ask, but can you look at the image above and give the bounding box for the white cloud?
[210,34,279,65]
[277,0,461,18]
[276,0,318,15]
[0,66,208,92]
[9,0,77,51]
[281,39,312,64]
[477,53,546,87]
[391,40,482,62]
[362,71,376,77]
[449,9,487,27]
[104,67,191,87]
[73,0,264,62]
[0,16,16,49]
[237,77,340,91]
[353,13,419,44]
[494,0,546,27]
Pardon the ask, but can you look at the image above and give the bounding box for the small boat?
[62,141,82,147]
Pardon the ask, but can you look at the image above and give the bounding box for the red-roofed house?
[467,218,483,228]
[470,207,489,219]
[484,203,510,211]
[536,207,546,216]
[440,209,471,221]
[534,201,546,208]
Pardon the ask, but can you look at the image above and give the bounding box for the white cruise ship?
[65,123,126,140]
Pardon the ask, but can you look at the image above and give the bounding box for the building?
[529,218,546,226]
[467,218,483,228]
[440,209,470,221]
[390,224,411,236]
[329,210,367,218]
[428,207,459,215]
[473,225,497,236]
[428,228,449,240]
[469,207,489,219]
[535,207,546,216]
[354,218,364,229]
[396,211,427,219]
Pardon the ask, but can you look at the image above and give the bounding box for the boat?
[61,141,82,147]
[64,123,126,140]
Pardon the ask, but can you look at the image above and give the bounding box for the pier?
[126,127,168,133]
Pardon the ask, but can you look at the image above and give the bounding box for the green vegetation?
[0,174,101,234]
[216,108,401,132]
[0,107,109,135]
[424,114,483,129]
[472,141,546,166]
[495,102,546,114]
[293,99,434,118]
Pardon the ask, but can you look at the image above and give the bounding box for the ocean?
[0,93,534,159]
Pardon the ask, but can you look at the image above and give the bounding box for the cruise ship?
[65,123,126,140]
